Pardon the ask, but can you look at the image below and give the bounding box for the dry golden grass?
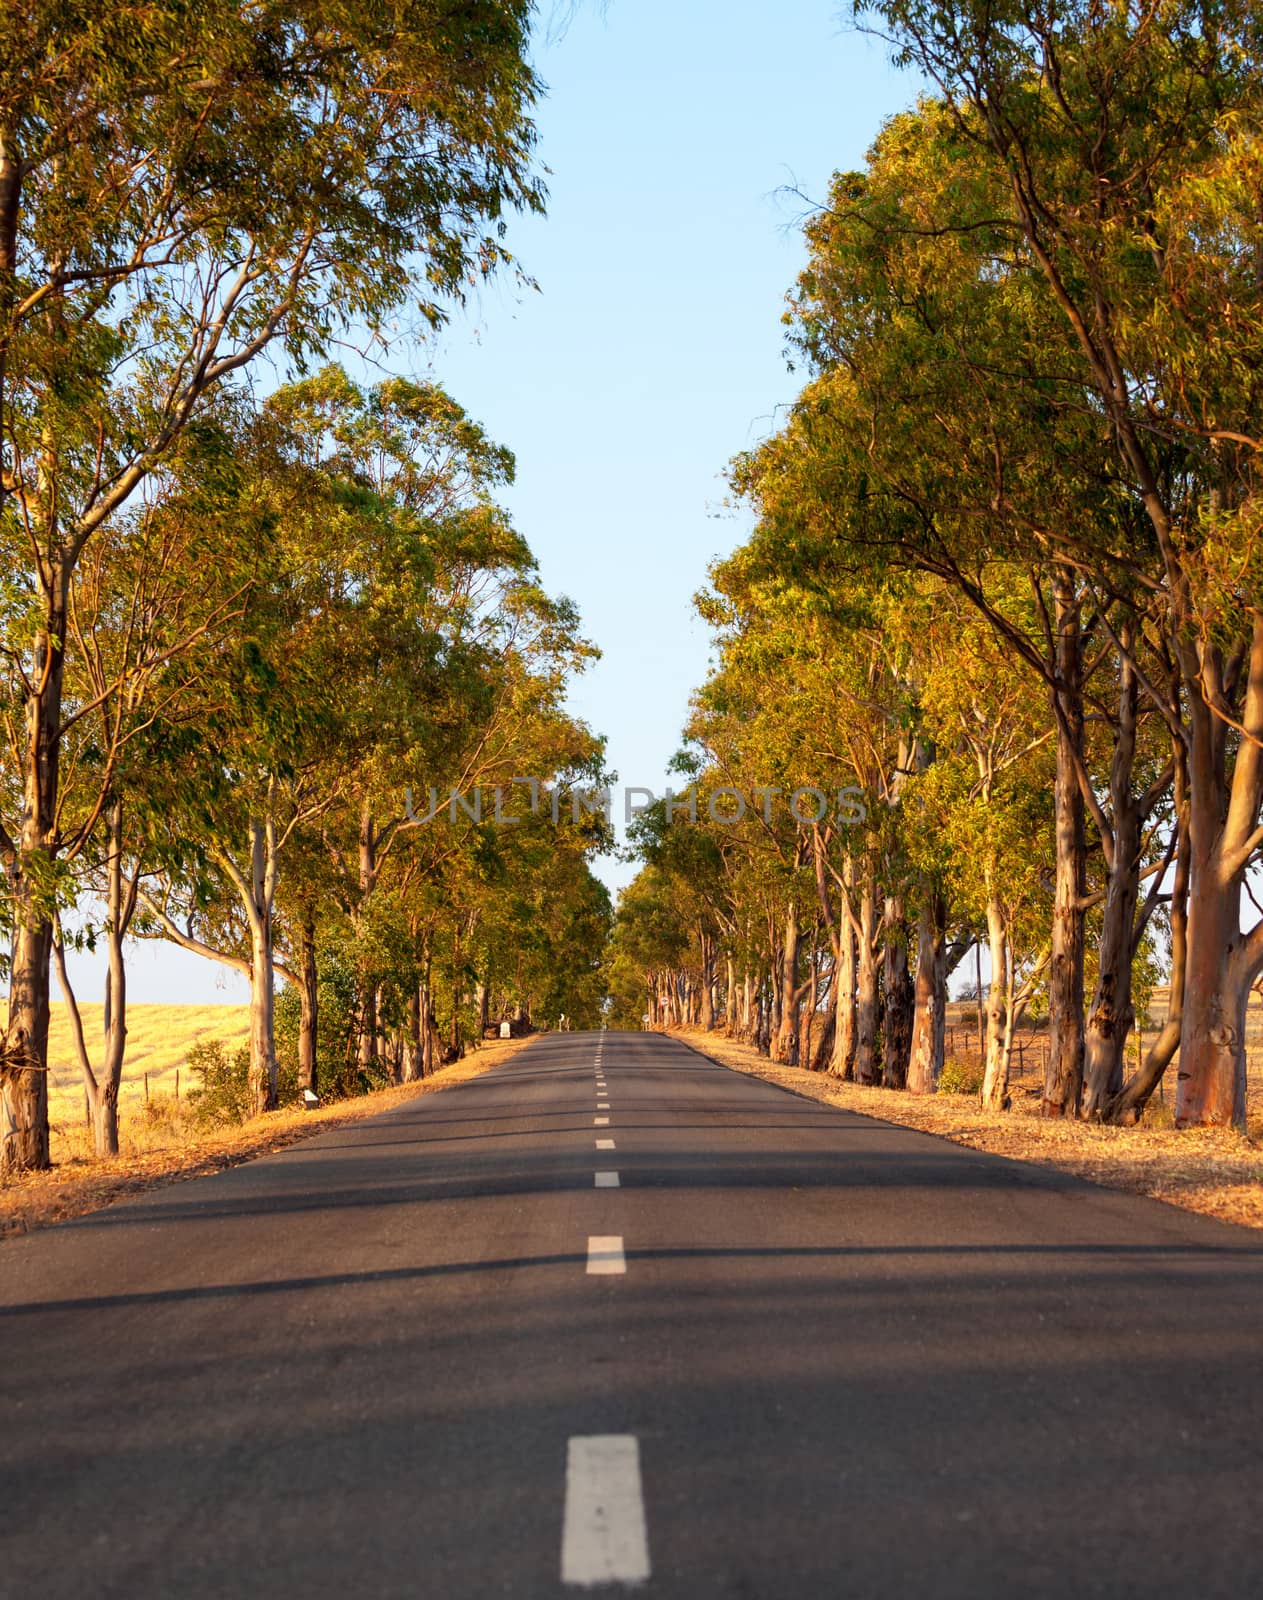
[0,1000,253,1159]
[0,1032,533,1240]
[674,1025,1263,1232]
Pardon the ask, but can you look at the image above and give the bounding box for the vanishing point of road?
[4,1030,1263,1597]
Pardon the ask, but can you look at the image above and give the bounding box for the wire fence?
[945,996,1263,1110]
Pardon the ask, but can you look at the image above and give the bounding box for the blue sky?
[424,0,911,868]
[71,0,916,1003]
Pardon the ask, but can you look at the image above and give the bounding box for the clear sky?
[425,0,912,871]
[67,0,917,1004]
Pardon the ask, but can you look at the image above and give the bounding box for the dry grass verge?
[0,1034,533,1241]
[674,1025,1263,1232]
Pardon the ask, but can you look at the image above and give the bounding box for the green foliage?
[938,1058,983,1096]
[187,1039,298,1127]
[275,953,385,1100]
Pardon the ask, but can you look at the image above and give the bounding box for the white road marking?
[594,1171,620,1187]
[594,1116,610,1126]
[585,1236,626,1276]
[561,1435,650,1587]
[596,1138,616,1150]
[597,1101,609,1110]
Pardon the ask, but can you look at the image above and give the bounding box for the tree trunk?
[980,890,1011,1111]
[420,939,435,1076]
[881,896,914,1089]
[246,814,278,1114]
[298,908,318,1097]
[773,900,801,1065]
[1082,646,1142,1119]
[95,798,129,1156]
[356,803,378,1074]
[404,983,423,1082]
[1,566,69,1173]
[854,875,880,1084]
[799,939,819,1066]
[699,935,716,1031]
[1044,569,1086,1117]
[831,914,856,1079]
[1176,616,1263,1128]
[907,886,946,1095]
[1111,746,1190,1122]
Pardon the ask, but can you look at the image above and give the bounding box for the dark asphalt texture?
[3,1029,1263,1598]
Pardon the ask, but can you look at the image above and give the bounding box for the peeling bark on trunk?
[907,886,946,1095]
[1176,615,1263,1128]
[854,876,880,1085]
[981,890,1011,1111]
[771,898,801,1063]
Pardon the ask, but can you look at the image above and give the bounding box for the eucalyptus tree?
[738,92,1197,1121]
[854,0,1263,1127]
[1,403,259,1154]
[0,0,545,1169]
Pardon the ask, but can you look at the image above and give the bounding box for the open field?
[0,1001,252,1160]
[0,1031,535,1239]
[674,1024,1263,1232]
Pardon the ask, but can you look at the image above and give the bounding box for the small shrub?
[187,1040,254,1127]
[938,1056,984,1095]
[187,1038,301,1126]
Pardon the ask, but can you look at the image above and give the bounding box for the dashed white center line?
[585,1236,626,1276]
[594,1116,610,1126]
[594,1171,620,1188]
[561,1435,650,1587]
[596,1138,615,1150]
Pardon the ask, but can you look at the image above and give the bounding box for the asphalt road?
[4,1029,1263,1598]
